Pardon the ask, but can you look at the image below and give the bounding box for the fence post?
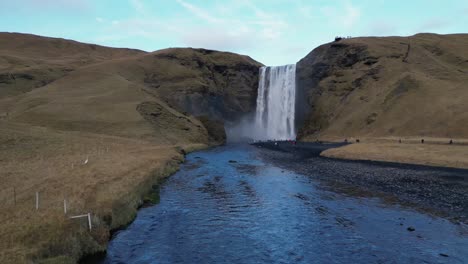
[64,199,67,214]
[87,213,92,230]
[35,192,39,210]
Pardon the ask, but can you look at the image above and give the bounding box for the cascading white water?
[254,64,296,140]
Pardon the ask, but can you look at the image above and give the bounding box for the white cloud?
[175,0,221,23]
[95,0,292,61]
[171,0,288,49]
[96,17,104,23]
[181,27,256,51]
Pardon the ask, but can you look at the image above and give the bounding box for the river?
[103,144,468,264]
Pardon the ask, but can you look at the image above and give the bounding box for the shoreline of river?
[253,141,468,224]
[321,140,468,170]
[86,141,468,263]
[77,143,215,264]
[103,143,468,263]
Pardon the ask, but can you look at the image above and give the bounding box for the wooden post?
[70,213,92,230]
[64,199,67,214]
[87,213,92,230]
[35,192,39,210]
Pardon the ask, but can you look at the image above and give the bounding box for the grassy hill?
[0,33,261,263]
[296,33,468,140]
[3,31,467,263]
[0,32,144,98]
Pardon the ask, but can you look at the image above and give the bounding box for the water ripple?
[104,145,468,264]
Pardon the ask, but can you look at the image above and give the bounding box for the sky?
[1,0,467,65]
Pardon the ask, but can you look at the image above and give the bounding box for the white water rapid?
[254,64,296,140]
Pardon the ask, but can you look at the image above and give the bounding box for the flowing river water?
[103,144,468,264]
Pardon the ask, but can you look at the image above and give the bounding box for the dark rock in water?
[407,226,415,232]
[228,160,237,163]
[439,253,449,257]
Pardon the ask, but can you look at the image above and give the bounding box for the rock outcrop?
[144,48,262,122]
[296,33,468,139]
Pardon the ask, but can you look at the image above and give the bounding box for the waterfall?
[254,64,296,140]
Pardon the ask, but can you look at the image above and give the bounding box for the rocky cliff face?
[296,33,468,139]
[140,48,262,122]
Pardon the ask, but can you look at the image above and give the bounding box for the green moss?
[142,184,161,205]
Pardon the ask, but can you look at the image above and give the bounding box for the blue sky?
[1,0,467,65]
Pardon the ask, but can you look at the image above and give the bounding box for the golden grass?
[298,33,468,140]
[321,137,468,169]
[0,121,205,263]
[0,32,259,263]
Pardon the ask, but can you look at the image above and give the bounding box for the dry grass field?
[298,33,468,139]
[0,121,211,263]
[0,33,260,263]
[320,137,468,169]
[297,33,468,169]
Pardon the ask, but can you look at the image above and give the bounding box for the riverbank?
[253,141,468,224]
[321,140,468,169]
[0,122,210,263]
[103,144,468,263]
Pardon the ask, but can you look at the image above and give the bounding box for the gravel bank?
[253,141,468,224]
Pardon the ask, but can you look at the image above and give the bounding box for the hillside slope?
[0,33,145,98]
[0,33,261,263]
[296,33,468,140]
[0,33,262,142]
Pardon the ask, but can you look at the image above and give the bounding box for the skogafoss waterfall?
[254,64,296,140]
